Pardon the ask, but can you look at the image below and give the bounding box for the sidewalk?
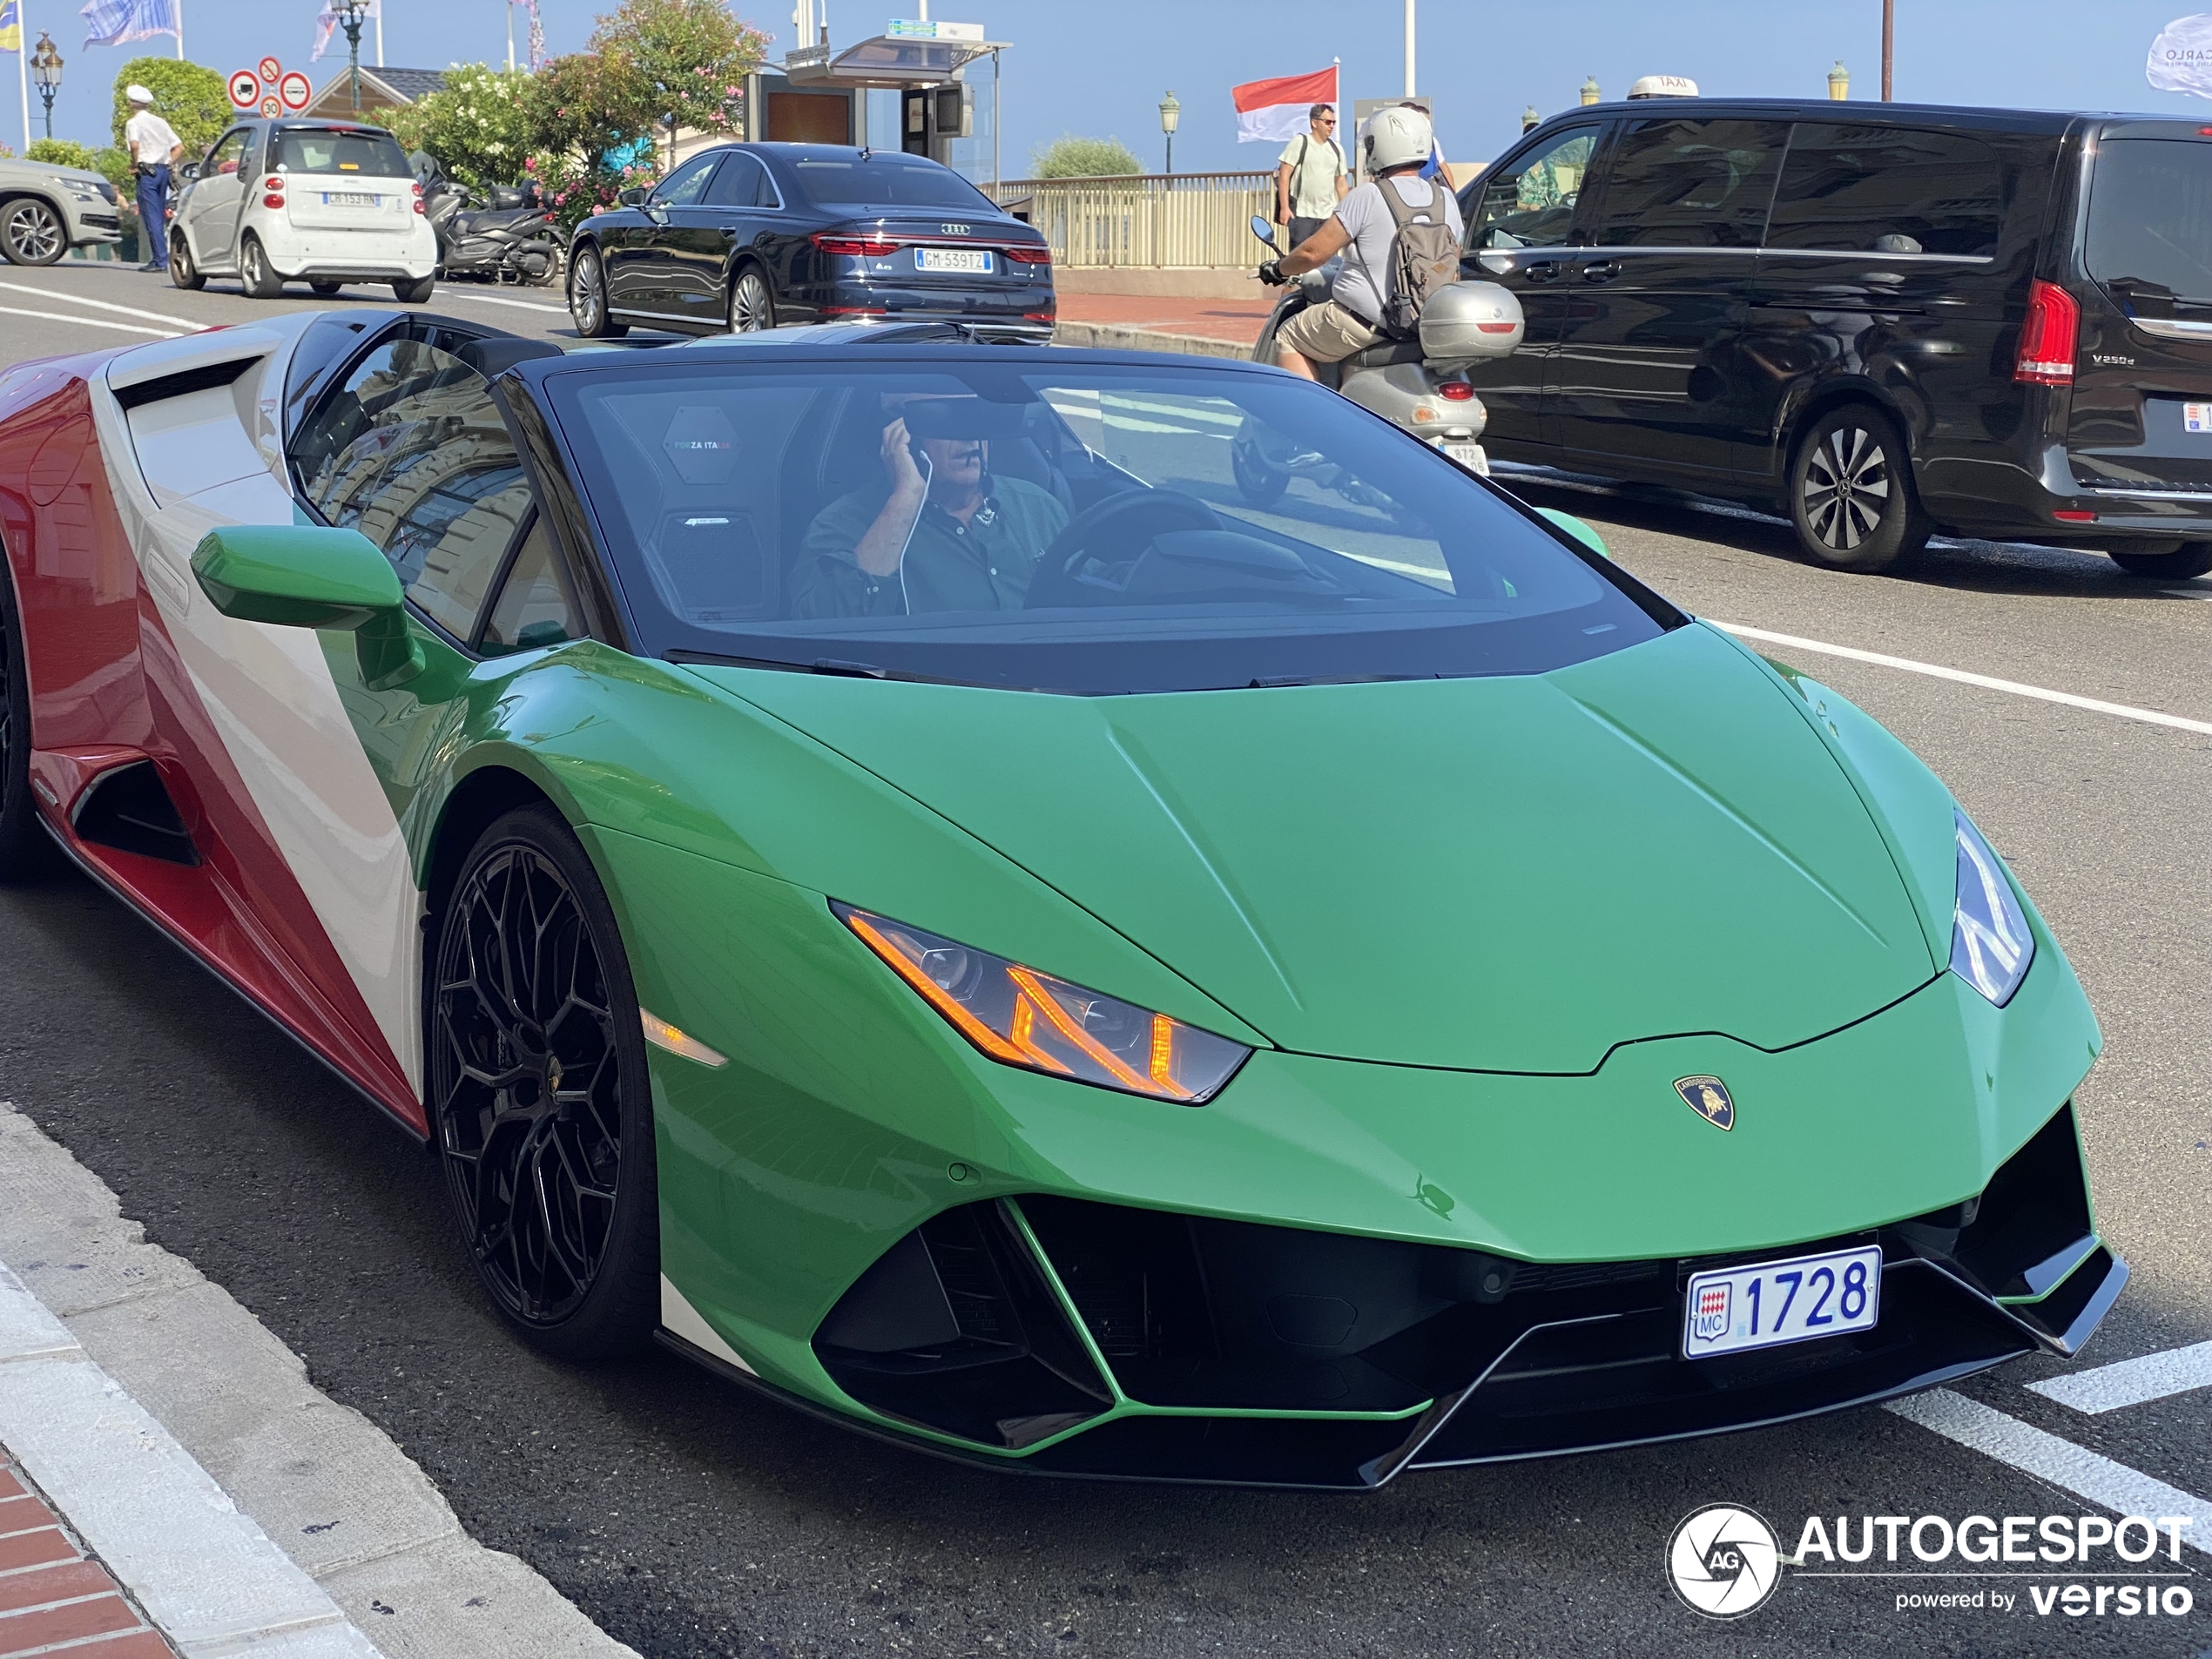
[1054,288,1273,358]
[0,1456,173,1658]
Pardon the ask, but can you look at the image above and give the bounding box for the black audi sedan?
[567,143,1054,341]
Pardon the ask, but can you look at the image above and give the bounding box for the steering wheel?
[1024,489,1223,609]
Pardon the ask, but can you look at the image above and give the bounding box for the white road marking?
[2028,1341,2212,1415]
[1713,621,2212,737]
[0,1264,384,1655]
[437,289,570,315]
[0,303,179,339]
[1887,1390,2212,1553]
[0,279,201,330]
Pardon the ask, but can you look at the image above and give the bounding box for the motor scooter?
[1239,216,1523,506]
[421,172,565,286]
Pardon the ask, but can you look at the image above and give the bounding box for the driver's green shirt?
[792,475,1069,617]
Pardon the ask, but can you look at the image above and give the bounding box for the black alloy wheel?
[728,266,773,333]
[0,563,52,880]
[2109,542,2212,581]
[569,246,626,338]
[429,805,658,1356]
[1788,403,1930,574]
[0,197,65,266]
[168,232,206,290]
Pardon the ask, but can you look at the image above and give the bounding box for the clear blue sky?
[10,0,2212,172]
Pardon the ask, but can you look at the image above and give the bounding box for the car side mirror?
[190,526,424,691]
[618,186,647,206]
[179,162,199,181]
[1534,508,1609,560]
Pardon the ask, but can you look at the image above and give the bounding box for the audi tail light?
[1001,245,1051,265]
[2013,279,2079,385]
[812,233,899,256]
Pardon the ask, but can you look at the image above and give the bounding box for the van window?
[272,126,411,178]
[1467,125,1602,249]
[2086,138,2212,312]
[1767,125,2003,257]
[1592,118,1786,247]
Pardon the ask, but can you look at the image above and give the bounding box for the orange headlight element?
[834,903,1250,1104]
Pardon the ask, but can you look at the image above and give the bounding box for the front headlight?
[1950,811,2033,1007]
[836,903,1251,1103]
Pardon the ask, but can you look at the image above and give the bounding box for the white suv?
[0,156,123,265]
[171,118,436,301]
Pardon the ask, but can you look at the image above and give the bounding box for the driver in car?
[791,397,1069,617]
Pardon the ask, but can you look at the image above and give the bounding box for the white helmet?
[125,84,155,105]
[1363,105,1433,174]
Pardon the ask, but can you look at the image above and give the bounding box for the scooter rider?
[1259,105,1461,381]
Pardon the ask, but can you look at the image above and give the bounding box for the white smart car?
[170,117,436,302]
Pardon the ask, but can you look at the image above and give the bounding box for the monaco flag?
[1233,65,1339,144]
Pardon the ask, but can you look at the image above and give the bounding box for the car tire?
[569,245,626,338]
[392,275,435,303]
[1788,403,1930,574]
[0,558,55,883]
[728,266,773,333]
[0,196,66,266]
[427,803,659,1359]
[2108,542,2212,580]
[168,231,206,290]
[310,279,343,295]
[239,233,283,299]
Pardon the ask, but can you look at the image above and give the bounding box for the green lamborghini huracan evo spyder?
[0,311,2121,1487]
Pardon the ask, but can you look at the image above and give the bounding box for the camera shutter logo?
[1668,1504,1781,1618]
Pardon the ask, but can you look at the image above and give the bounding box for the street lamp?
[333,0,373,113]
[28,35,62,143]
[1828,60,1850,100]
[1157,89,1179,177]
[1521,105,1539,132]
[1579,75,1601,106]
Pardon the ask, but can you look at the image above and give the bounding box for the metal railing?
[992,171,1274,268]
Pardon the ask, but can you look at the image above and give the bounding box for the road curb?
[1051,320,1251,359]
[0,1103,635,1659]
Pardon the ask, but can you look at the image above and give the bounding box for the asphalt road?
[1,259,2210,1658]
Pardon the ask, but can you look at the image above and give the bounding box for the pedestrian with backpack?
[1260,105,1462,381]
[1275,104,1347,252]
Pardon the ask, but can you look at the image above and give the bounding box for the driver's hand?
[880,417,926,500]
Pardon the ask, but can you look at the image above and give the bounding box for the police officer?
[123,84,183,273]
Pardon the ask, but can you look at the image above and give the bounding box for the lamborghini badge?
[1675,1076,1735,1131]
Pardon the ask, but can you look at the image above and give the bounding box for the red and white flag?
[1232,66,1339,145]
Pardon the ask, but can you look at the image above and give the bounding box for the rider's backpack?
[1359,177,1459,339]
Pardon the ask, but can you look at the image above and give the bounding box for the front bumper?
[763,1102,2121,1487]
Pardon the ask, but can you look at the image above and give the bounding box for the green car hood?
[690,624,1939,1073]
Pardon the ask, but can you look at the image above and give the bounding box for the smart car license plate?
[1683,1245,1880,1359]
[917,247,992,273]
[321,192,379,207]
[1441,441,1488,475]
[2185,401,2212,434]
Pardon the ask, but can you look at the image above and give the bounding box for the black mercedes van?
[1459,100,2212,578]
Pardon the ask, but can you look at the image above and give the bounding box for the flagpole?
[374,0,381,65]
[175,0,183,59]
[16,2,29,158]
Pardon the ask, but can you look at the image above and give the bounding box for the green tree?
[25,139,100,172]
[1029,134,1143,179]
[372,64,537,190]
[587,0,767,158]
[108,57,229,161]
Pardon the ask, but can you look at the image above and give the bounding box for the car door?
[694,149,774,325]
[1459,121,1614,454]
[614,151,724,321]
[181,125,252,273]
[1544,116,1789,482]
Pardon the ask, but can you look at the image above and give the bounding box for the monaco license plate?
[917,246,991,273]
[320,191,379,207]
[1683,1244,1880,1360]
[1441,440,1488,475]
[2184,401,2212,434]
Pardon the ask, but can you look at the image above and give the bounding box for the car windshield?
[2086,138,2212,311]
[791,157,998,212]
[546,357,1673,694]
[273,126,410,178]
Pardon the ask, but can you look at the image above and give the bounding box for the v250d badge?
[0,302,2124,1487]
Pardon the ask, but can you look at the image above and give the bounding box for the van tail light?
[2014,279,2079,385]
[263,177,282,191]
[264,193,287,210]
[1001,245,1051,265]
[812,233,899,256]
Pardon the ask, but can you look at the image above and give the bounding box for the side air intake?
[71,760,198,865]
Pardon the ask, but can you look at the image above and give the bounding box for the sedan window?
[204,129,248,178]
[792,157,996,212]
[704,151,771,208]
[652,152,722,207]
